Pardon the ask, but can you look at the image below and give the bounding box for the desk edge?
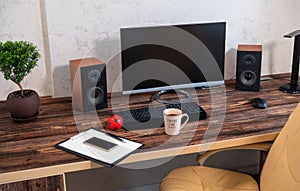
[0,132,278,184]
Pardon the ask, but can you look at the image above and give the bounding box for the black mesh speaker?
[236,45,262,91]
[70,58,107,112]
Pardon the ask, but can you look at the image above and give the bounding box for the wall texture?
[0,0,299,99]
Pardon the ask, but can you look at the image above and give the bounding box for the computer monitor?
[120,22,226,95]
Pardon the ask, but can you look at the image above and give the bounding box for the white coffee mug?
[163,108,189,135]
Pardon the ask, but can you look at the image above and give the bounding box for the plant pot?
[6,89,40,122]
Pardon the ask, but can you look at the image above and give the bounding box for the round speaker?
[243,54,256,65]
[239,70,257,86]
[87,87,104,105]
[88,69,101,83]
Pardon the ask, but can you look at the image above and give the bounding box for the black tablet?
[84,137,117,151]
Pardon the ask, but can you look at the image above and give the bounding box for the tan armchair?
[160,103,300,191]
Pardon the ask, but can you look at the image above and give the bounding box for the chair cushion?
[160,166,259,191]
[260,103,300,191]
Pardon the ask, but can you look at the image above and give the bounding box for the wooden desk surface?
[0,73,299,184]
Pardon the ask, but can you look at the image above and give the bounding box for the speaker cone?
[88,69,101,83]
[87,87,104,105]
[243,54,256,65]
[240,70,257,86]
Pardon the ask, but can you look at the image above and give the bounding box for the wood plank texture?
[0,73,299,185]
[0,175,63,191]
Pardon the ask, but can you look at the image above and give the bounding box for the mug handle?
[180,113,189,129]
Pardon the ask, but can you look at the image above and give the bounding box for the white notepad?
[56,128,143,167]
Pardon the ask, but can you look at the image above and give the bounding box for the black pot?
[6,89,40,121]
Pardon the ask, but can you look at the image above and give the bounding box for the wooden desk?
[0,73,299,188]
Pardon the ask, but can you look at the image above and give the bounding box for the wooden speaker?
[236,45,262,91]
[70,58,107,112]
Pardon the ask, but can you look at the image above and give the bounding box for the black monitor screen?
[121,22,226,94]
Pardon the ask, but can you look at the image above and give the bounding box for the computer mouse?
[251,98,268,109]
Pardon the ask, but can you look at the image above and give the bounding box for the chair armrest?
[197,142,272,165]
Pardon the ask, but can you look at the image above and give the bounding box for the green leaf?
[0,40,40,91]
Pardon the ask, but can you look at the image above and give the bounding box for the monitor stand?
[151,89,192,105]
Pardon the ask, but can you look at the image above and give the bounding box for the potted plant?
[0,40,41,121]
